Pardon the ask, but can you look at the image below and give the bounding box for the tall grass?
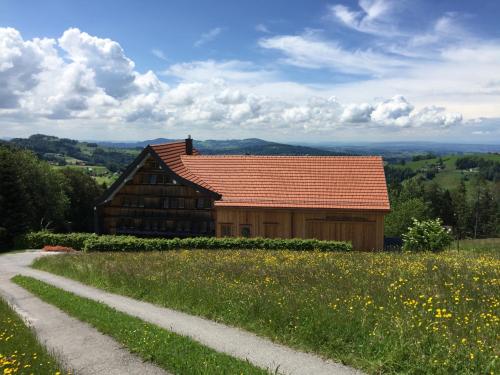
[33,250,499,374]
[454,238,500,253]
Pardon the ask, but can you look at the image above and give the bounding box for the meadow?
[391,153,500,192]
[33,250,499,374]
[0,297,68,374]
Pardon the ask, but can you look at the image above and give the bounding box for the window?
[220,223,233,237]
[149,174,157,184]
[196,198,212,209]
[178,198,185,209]
[163,198,169,209]
[240,225,252,238]
[160,175,171,184]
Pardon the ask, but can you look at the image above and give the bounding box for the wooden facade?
[96,139,390,250]
[216,207,384,250]
[97,155,216,237]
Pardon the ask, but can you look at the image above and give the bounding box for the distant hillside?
[4,135,344,173]
[97,137,345,156]
[314,141,500,161]
[6,134,138,172]
[387,153,500,193]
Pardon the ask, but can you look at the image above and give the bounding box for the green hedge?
[16,231,97,250]
[18,231,352,252]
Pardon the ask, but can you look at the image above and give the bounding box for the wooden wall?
[99,156,215,237]
[215,207,385,250]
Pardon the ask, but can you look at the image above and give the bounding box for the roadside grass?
[32,250,500,374]
[0,296,68,375]
[12,275,269,375]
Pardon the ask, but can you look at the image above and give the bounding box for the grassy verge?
[12,275,269,375]
[32,250,499,374]
[0,296,68,375]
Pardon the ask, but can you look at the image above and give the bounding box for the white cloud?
[164,59,276,83]
[0,26,489,142]
[151,48,168,61]
[341,103,373,123]
[370,95,413,126]
[328,0,400,37]
[194,27,223,47]
[58,28,136,98]
[259,32,407,76]
[255,24,270,33]
[0,28,58,108]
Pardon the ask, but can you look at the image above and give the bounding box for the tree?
[0,145,69,245]
[424,183,455,226]
[385,197,429,237]
[61,168,104,232]
[451,180,470,240]
[0,147,31,246]
[470,176,498,238]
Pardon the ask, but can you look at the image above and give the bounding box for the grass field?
[33,250,499,374]
[455,238,500,253]
[13,276,267,375]
[392,153,500,192]
[0,297,68,374]
[52,164,118,186]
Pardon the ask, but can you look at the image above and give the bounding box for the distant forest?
[4,134,137,172]
[384,155,500,240]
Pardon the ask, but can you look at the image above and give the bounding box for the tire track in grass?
[13,275,269,375]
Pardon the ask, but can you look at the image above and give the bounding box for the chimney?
[185,135,193,155]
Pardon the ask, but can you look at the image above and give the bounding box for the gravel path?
[0,250,363,375]
[0,251,168,375]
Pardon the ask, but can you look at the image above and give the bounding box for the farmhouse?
[95,138,390,250]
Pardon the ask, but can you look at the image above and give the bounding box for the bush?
[16,231,97,250]
[20,231,352,252]
[402,218,453,252]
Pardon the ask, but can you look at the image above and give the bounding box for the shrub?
[402,218,453,252]
[17,231,97,251]
[19,231,352,252]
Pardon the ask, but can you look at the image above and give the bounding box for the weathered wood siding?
[99,156,215,236]
[215,207,385,250]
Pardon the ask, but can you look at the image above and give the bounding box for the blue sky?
[0,0,499,143]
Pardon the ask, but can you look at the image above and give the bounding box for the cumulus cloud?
[59,28,136,98]
[0,27,466,137]
[341,103,373,123]
[0,27,57,108]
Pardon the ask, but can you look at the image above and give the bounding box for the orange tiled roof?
[150,141,390,211]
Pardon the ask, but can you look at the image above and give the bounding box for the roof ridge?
[181,155,383,159]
